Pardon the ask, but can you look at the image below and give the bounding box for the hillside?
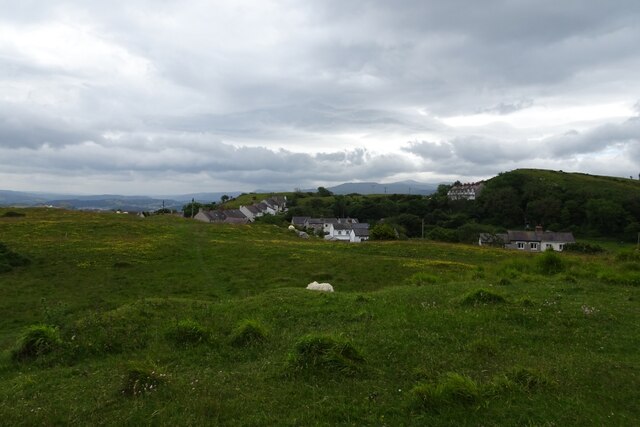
[0,208,638,425]
[476,169,640,234]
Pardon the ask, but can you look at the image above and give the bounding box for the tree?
[220,195,230,203]
[182,202,202,218]
[317,187,333,197]
[370,223,397,240]
[586,199,627,234]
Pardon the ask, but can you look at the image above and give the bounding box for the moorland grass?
[0,208,639,425]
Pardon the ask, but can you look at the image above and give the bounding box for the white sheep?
[306,281,334,292]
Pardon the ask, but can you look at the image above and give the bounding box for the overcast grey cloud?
[0,0,639,194]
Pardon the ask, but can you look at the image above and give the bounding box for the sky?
[1,0,639,195]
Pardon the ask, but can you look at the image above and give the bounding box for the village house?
[324,222,370,243]
[448,182,485,200]
[239,204,263,222]
[194,195,287,225]
[479,226,575,252]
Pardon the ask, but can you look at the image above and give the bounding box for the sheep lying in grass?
[306,281,334,292]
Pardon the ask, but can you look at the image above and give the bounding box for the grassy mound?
[230,320,267,347]
[288,335,365,375]
[166,319,210,347]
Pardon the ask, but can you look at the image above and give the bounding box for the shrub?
[11,325,62,362]
[427,227,458,243]
[1,211,25,218]
[411,372,480,411]
[121,362,167,396]
[230,320,267,347]
[0,242,31,270]
[166,319,209,346]
[564,242,605,254]
[288,335,364,375]
[497,277,511,286]
[370,223,397,240]
[615,249,640,262]
[460,289,506,306]
[537,250,565,275]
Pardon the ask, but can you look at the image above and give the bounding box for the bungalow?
[194,209,226,223]
[223,209,250,225]
[479,226,575,252]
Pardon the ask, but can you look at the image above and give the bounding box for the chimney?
[535,225,543,233]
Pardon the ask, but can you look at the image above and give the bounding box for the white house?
[325,222,370,243]
[448,182,485,200]
[480,226,575,252]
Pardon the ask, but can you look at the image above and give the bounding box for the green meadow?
[1,208,639,425]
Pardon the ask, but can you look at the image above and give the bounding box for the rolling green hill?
[0,208,639,425]
[477,169,640,233]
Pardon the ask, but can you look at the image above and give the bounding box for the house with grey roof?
[479,226,575,252]
[223,209,250,224]
[325,222,370,243]
[194,209,226,223]
[239,204,263,222]
[291,216,310,227]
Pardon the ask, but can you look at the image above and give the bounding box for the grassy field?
[0,208,639,425]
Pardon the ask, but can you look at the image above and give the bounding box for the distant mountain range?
[0,181,441,211]
[325,180,440,195]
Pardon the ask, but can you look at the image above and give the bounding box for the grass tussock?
[121,362,168,397]
[288,335,364,375]
[410,372,480,411]
[460,288,506,306]
[230,319,267,347]
[537,250,565,275]
[166,319,210,347]
[11,325,62,362]
[504,367,550,390]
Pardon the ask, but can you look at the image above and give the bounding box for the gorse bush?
[230,320,267,347]
[166,319,209,346]
[564,242,605,254]
[0,242,31,273]
[11,325,62,362]
[537,250,565,275]
[1,211,25,218]
[288,335,364,375]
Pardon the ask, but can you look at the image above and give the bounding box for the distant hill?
[326,180,439,195]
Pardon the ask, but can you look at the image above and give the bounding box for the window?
[530,243,539,250]
[517,242,525,249]
[545,244,553,250]
[558,244,564,251]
